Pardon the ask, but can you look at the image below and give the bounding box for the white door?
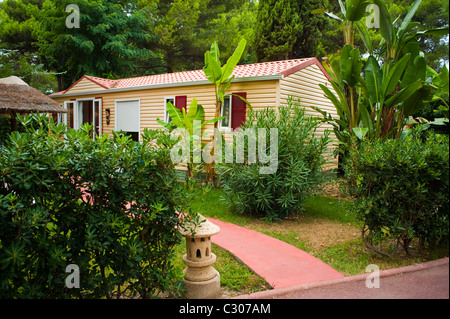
[115,100,140,141]
[71,99,102,139]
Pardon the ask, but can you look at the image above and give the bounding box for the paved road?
[235,258,449,299]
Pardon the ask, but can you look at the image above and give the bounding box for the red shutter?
[231,92,247,129]
[175,95,187,113]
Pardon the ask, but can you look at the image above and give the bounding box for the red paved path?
[208,218,344,289]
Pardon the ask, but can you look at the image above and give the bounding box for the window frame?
[219,95,232,132]
[164,96,175,123]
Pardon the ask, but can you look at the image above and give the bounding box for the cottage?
[50,58,338,169]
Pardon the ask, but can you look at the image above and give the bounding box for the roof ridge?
[87,58,315,83]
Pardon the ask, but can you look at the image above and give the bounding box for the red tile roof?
[52,57,327,96]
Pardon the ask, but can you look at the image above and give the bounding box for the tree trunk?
[207,98,222,186]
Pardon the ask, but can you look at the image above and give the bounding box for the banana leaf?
[156,118,174,131]
[346,0,370,21]
[352,127,368,139]
[400,84,435,117]
[398,0,422,34]
[372,0,395,44]
[203,50,222,84]
[340,45,362,87]
[380,53,411,97]
[401,55,426,88]
[384,79,423,109]
[221,38,247,82]
[319,83,349,120]
[365,55,383,106]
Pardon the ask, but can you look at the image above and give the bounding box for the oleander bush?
[218,98,331,221]
[0,114,187,298]
[345,129,449,255]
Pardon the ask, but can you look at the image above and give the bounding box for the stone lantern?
[179,214,220,299]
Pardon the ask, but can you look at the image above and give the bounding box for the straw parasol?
[0,76,67,130]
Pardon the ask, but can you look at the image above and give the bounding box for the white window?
[115,99,140,141]
[164,97,175,123]
[219,95,232,131]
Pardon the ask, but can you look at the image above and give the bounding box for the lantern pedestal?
[179,214,221,299]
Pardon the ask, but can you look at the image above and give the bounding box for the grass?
[189,187,448,280]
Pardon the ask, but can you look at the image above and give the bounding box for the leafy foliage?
[253,0,328,61]
[218,98,331,221]
[0,114,188,298]
[312,0,449,166]
[345,129,449,254]
[139,0,256,72]
[37,0,151,90]
[0,49,58,94]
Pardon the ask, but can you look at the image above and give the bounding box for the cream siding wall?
[279,64,339,170]
[65,78,106,94]
[52,79,278,141]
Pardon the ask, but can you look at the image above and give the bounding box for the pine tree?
[37,0,151,90]
[253,0,328,62]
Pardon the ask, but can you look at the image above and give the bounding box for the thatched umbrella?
[0,76,67,130]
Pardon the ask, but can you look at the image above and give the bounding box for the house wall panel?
[53,80,278,139]
[279,64,339,170]
[65,78,106,94]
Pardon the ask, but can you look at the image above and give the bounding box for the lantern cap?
[179,214,220,238]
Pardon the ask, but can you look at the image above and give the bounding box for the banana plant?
[371,0,449,63]
[312,0,371,47]
[361,0,447,138]
[156,98,223,178]
[423,65,449,128]
[312,44,366,149]
[156,98,221,135]
[204,38,248,122]
[429,65,449,119]
[203,38,248,184]
[315,0,448,143]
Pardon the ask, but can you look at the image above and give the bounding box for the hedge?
[345,129,449,255]
[0,114,187,298]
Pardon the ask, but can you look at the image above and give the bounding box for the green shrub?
[345,130,449,254]
[0,114,187,298]
[218,98,331,221]
[1,114,43,144]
